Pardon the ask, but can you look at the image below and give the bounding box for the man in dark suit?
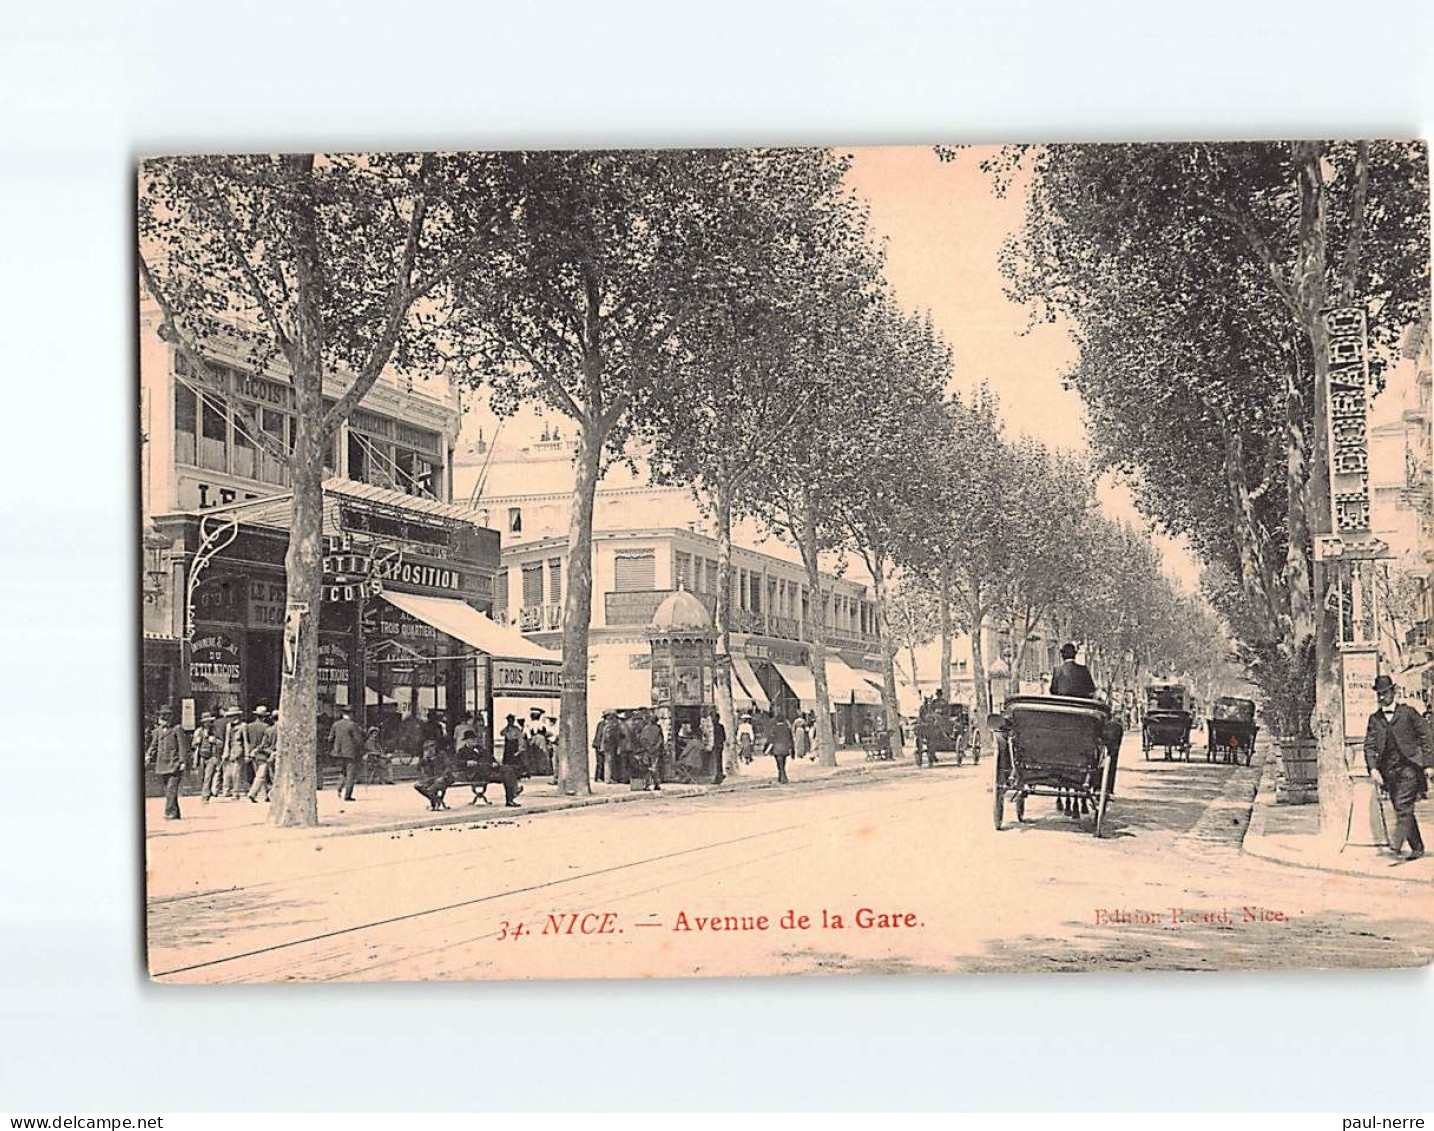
[1050,643,1097,698]
[1364,675,1431,864]
[766,714,795,784]
[329,707,365,802]
[711,713,727,786]
[145,705,191,820]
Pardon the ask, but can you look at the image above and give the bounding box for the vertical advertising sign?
[1324,306,1372,539]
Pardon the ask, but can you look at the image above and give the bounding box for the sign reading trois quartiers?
[491,658,562,696]
[1324,306,1373,536]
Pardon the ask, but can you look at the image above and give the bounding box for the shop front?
[141,479,556,760]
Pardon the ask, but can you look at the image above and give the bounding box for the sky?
[845,145,1203,592]
[460,145,1205,592]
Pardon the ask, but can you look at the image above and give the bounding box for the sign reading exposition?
[1324,305,1372,538]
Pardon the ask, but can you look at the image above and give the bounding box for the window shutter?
[522,563,543,606]
[613,550,655,592]
[548,558,563,604]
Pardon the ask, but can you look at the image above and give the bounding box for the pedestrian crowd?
[148,698,831,823]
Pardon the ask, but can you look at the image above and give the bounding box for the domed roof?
[650,587,713,633]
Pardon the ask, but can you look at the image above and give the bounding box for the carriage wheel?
[1094,759,1112,838]
[1142,733,1152,760]
[1206,740,1213,763]
[1243,743,1253,768]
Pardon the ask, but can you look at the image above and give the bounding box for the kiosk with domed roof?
[646,586,717,780]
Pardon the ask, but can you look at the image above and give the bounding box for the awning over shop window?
[826,657,883,706]
[773,662,818,710]
[378,590,560,665]
[730,655,771,712]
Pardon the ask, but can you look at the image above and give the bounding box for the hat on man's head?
[253,705,270,716]
[223,706,242,717]
[1373,674,1396,693]
[156,704,173,718]
[200,711,215,722]
[1060,643,1078,660]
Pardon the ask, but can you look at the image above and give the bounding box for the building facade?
[138,307,551,741]
[460,432,888,741]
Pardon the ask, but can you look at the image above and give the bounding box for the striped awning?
[730,655,770,712]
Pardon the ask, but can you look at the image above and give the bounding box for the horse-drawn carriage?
[1142,683,1194,761]
[1205,697,1258,766]
[990,695,1116,837]
[915,697,974,764]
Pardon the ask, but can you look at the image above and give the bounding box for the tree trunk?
[270,154,323,829]
[1284,338,1315,648]
[712,478,739,776]
[968,599,992,750]
[906,641,921,690]
[870,553,904,758]
[938,558,952,700]
[800,502,837,766]
[556,421,603,796]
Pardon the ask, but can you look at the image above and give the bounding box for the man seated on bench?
[456,731,524,808]
[414,738,456,811]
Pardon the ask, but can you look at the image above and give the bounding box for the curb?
[1240,750,1431,885]
[320,754,925,840]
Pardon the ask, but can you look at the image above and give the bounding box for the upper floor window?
[613,550,655,592]
[198,397,228,472]
[174,384,197,466]
[548,557,563,605]
[508,507,523,535]
[521,562,544,607]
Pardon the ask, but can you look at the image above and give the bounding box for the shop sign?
[192,574,245,624]
[247,577,287,629]
[388,560,462,593]
[741,641,807,667]
[492,659,563,697]
[318,640,350,686]
[1324,306,1373,537]
[190,631,242,692]
[1340,647,1379,741]
[362,604,439,642]
[323,537,402,603]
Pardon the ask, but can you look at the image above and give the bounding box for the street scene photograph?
[137,141,1434,983]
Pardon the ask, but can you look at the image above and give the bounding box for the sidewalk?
[1242,747,1433,883]
[145,746,931,844]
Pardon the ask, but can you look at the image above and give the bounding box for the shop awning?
[730,655,771,712]
[826,657,883,706]
[378,590,560,664]
[773,662,818,709]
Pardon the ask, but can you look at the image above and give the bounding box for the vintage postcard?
[139,142,1433,983]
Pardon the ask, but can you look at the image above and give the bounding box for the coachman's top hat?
[1373,674,1396,693]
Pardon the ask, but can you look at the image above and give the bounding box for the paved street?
[147,740,1434,983]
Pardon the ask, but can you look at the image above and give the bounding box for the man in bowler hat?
[145,704,191,820]
[1364,674,1432,864]
[1050,643,1097,698]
